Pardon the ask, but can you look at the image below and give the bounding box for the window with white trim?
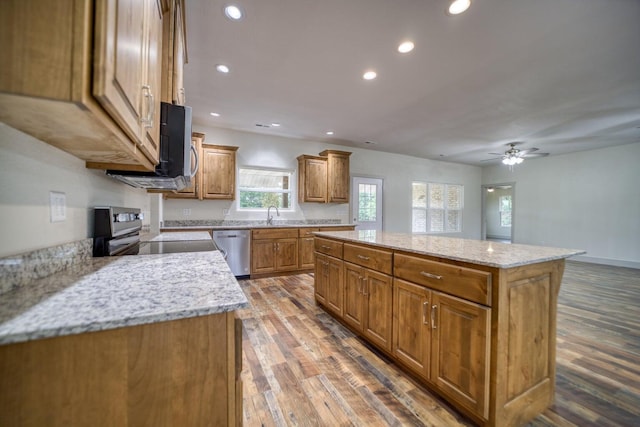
[412,182,463,233]
[238,167,293,210]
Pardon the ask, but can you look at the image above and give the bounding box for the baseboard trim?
[571,255,640,270]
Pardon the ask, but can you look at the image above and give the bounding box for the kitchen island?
[313,230,584,427]
[0,248,247,426]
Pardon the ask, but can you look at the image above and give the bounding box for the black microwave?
[106,102,196,190]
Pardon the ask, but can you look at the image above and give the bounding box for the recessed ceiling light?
[363,70,377,80]
[447,0,471,15]
[271,123,281,127]
[398,41,414,53]
[210,112,220,117]
[216,64,230,73]
[326,131,334,135]
[224,5,243,21]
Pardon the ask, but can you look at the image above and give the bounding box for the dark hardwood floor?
[236,261,640,426]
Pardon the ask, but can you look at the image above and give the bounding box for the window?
[412,182,463,233]
[499,195,512,227]
[238,167,293,210]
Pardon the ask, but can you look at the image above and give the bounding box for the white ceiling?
[183,0,640,166]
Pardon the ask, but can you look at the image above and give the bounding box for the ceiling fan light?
[448,0,471,16]
[516,157,524,164]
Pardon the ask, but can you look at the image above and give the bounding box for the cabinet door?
[363,269,392,352]
[275,238,298,271]
[172,0,186,105]
[325,256,344,317]
[393,279,431,380]
[202,145,237,200]
[299,237,315,269]
[320,150,351,203]
[251,240,276,274]
[431,292,490,419]
[343,263,365,331]
[93,0,161,163]
[314,253,329,305]
[298,156,327,203]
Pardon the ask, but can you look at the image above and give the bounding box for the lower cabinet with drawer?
[393,277,490,419]
[314,234,570,427]
[251,228,298,275]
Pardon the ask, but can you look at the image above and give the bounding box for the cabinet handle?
[357,254,370,261]
[321,245,332,250]
[179,87,186,105]
[141,85,154,128]
[362,277,368,296]
[431,305,437,329]
[423,301,429,325]
[420,271,443,280]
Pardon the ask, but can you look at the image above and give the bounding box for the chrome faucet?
[267,205,280,225]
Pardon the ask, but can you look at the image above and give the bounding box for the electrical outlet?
[182,208,191,216]
[50,191,66,222]
[222,208,230,216]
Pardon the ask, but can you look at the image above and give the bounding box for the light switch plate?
[182,208,191,216]
[50,191,66,222]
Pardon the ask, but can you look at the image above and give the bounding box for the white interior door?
[352,177,383,231]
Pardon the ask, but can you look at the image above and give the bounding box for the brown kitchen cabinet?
[201,144,238,200]
[314,253,344,317]
[297,155,327,203]
[251,228,298,275]
[392,278,490,419]
[298,227,320,269]
[161,0,187,105]
[297,150,351,203]
[315,232,571,426]
[0,0,174,171]
[319,150,351,203]
[341,243,393,353]
[0,312,243,427]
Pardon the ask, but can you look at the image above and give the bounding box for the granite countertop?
[142,231,212,242]
[161,221,355,231]
[0,250,248,345]
[315,230,585,268]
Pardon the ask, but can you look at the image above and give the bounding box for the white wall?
[164,126,483,238]
[482,142,640,268]
[0,123,150,257]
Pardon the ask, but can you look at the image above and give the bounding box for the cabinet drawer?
[252,228,298,240]
[299,227,320,237]
[394,253,491,306]
[315,238,343,258]
[343,243,392,275]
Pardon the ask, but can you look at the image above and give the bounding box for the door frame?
[481,183,515,242]
[351,176,384,231]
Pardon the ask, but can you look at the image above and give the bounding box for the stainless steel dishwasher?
[212,230,251,278]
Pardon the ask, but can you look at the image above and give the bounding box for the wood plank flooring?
[235,261,640,426]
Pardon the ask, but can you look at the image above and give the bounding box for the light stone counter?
[0,250,248,345]
[314,230,585,268]
[143,231,212,242]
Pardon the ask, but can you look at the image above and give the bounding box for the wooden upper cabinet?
[320,150,351,203]
[201,144,238,200]
[93,0,163,164]
[161,0,187,105]
[297,150,351,204]
[297,155,327,203]
[0,0,185,171]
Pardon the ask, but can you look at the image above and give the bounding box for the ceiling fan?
[482,142,549,168]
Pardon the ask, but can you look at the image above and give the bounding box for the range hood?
[106,103,196,190]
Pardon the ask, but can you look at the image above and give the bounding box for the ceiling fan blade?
[522,152,549,158]
[487,152,503,156]
[480,157,503,162]
[518,147,539,155]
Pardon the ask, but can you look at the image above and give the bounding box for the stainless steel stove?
[93,207,216,256]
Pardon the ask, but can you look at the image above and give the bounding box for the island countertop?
[314,230,585,268]
[0,250,248,346]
